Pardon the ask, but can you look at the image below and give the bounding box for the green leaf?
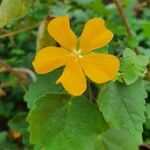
[106,21,126,36]
[146,104,150,119]
[24,70,63,109]
[0,0,33,27]
[50,5,71,16]
[86,0,109,15]
[127,36,139,48]
[8,112,30,145]
[0,132,7,144]
[144,118,150,130]
[8,112,28,132]
[94,129,137,150]
[142,21,150,39]
[124,0,136,19]
[120,48,149,85]
[71,0,93,5]
[28,93,138,150]
[28,94,100,150]
[143,80,150,92]
[98,80,147,144]
[0,132,17,149]
[28,94,105,150]
[36,16,56,52]
[95,46,109,54]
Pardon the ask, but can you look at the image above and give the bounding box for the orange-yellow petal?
[80,53,120,83]
[9,131,22,139]
[79,18,113,54]
[56,57,86,96]
[32,47,70,74]
[48,16,77,50]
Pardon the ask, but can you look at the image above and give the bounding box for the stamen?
[79,55,83,58]
[72,49,82,58]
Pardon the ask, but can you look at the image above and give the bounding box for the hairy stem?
[113,0,139,54]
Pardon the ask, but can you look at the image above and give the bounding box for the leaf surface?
[120,48,149,85]
[98,80,147,144]
[24,70,63,109]
[28,93,138,150]
[0,0,33,27]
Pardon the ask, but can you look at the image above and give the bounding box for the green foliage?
[94,129,137,150]
[98,80,147,144]
[24,70,63,109]
[28,94,101,149]
[142,21,150,39]
[36,17,56,52]
[120,48,149,85]
[127,36,139,49]
[146,104,150,119]
[8,112,31,146]
[28,93,137,150]
[0,0,33,27]
[0,132,17,149]
[0,101,14,117]
[86,0,109,16]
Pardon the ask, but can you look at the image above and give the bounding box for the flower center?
[72,49,82,58]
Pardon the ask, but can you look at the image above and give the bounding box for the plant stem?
[113,0,132,36]
[88,81,94,102]
[113,0,139,54]
[14,67,37,81]
[0,59,26,82]
[0,81,15,88]
[0,23,40,39]
[0,59,36,83]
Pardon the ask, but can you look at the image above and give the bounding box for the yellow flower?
[9,131,22,139]
[33,16,120,96]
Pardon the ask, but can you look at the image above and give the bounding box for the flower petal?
[80,53,120,83]
[56,57,86,96]
[48,16,77,50]
[32,47,70,74]
[79,18,113,54]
